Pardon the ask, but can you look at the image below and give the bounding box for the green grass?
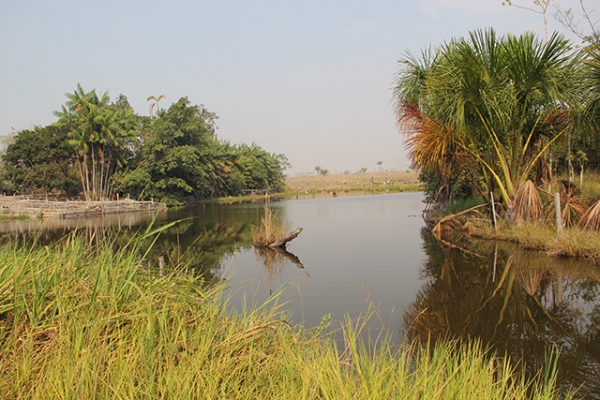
[0,214,30,221]
[0,233,569,399]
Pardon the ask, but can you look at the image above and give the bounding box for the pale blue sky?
[0,0,586,175]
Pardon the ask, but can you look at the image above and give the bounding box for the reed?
[251,203,289,246]
[0,234,569,399]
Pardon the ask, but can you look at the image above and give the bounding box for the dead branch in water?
[254,227,303,249]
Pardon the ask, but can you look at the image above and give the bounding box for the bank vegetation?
[394,28,600,257]
[1,86,289,206]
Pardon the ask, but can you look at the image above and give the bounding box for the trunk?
[268,227,303,248]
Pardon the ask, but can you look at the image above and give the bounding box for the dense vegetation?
[0,234,569,399]
[1,86,289,205]
[394,28,600,231]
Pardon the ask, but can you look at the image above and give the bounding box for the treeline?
[1,85,289,205]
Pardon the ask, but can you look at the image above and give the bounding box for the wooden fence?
[0,196,166,220]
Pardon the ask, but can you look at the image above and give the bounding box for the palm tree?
[147,94,166,118]
[394,29,581,217]
[55,84,137,200]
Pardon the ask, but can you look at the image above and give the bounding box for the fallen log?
[254,227,303,249]
[269,227,303,248]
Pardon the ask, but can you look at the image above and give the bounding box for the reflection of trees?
[404,228,600,396]
[253,246,307,295]
[0,203,266,289]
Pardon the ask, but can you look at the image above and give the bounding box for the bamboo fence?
[0,196,166,220]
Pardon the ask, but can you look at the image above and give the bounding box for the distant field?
[284,170,421,197]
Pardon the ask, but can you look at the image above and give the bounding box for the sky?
[0,0,589,175]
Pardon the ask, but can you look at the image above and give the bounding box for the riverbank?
[199,171,423,204]
[0,235,568,399]
[285,170,422,198]
[464,219,600,263]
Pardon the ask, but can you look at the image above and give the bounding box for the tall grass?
[0,234,570,399]
[251,203,289,246]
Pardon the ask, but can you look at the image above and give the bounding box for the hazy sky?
[0,0,588,175]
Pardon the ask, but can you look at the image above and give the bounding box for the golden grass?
[466,219,600,262]
[285,171,421,196]
[251,204,289,246]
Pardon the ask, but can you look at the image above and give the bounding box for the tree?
[147,94,166,118]
[314,166,321,175]
[376,161,383,171]
[113,97,289,204]
[394,29,581,213]
[502,0,554,41]
[1,125,80,196]
[554,0,600,45]
[54,84,138,200]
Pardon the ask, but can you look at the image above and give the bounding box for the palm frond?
[509,180,544,225]
[579,198,600,231]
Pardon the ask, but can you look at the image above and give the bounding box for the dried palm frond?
[579,198,600,231]
[397,101,456,175]
[509,180,543,225]
[534,155,551,186]
[547,180,586,227]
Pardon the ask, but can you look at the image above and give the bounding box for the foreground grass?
[0,235,568,399]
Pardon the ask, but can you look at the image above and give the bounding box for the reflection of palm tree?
[406,229,600,396]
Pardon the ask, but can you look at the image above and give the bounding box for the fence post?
[490,192,497,231]
[554,192,563,235]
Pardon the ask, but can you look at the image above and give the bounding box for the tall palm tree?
[147,94,166,118]
[55,84,137,200]
[395,29,581,216]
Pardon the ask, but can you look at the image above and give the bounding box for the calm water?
[3,192,600,395]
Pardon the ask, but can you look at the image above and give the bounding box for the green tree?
[1,125,80,196]
[114,98,289,204]
[54,84,138,200]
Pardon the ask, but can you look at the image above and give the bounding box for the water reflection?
[404,228,600,396]
[253,246,308,295]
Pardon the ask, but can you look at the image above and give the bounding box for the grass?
[466,219,600,262]
[0,232,570,399]
[191,171,422,205]
[251,203,289,246]
[0,214,30,222]
[285,171,423,198]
